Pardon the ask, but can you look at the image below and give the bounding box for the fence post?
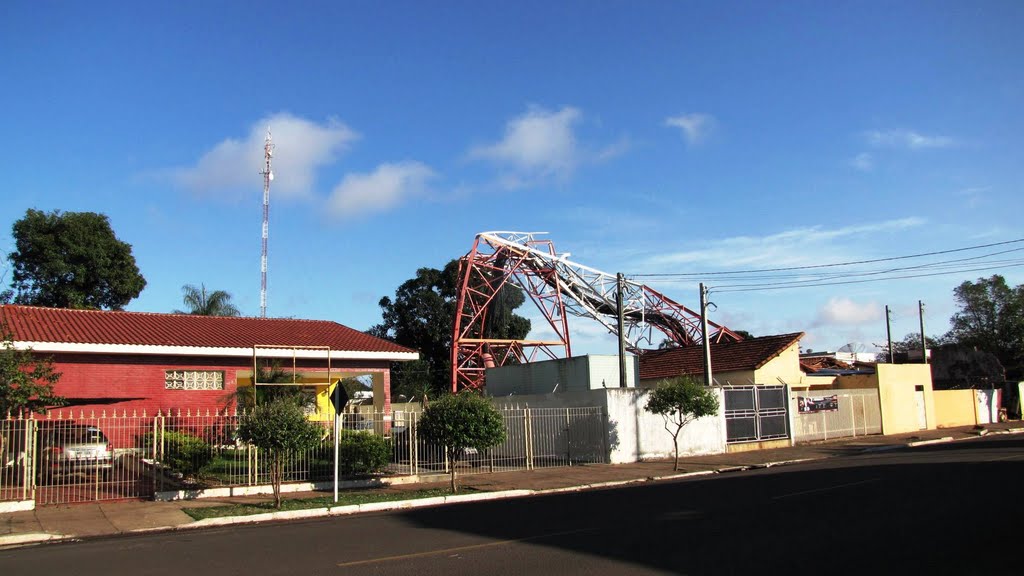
[411,413,419,476]
[861,395,868,436]
[524,408,533,471]
[565,408,572,466]
[601,406,609,464]
[23,418,35,501]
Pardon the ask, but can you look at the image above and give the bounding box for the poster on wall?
[797,395,839,413]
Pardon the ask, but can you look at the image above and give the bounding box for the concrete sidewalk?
[3,422,1022,548]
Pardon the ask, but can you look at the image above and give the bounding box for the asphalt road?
[3,435,1023,575]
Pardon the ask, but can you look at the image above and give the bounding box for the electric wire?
[623,238,1024,294]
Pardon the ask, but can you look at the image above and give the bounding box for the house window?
[165,370,224,390]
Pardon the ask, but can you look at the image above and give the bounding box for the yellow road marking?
[336,527,599,568]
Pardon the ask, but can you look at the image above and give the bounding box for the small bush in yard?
[141,430,213,479]
[236,398,323,509]
[419,391,506,493]
[338,431,391,476]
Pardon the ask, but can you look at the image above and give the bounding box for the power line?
[713,261,1024,294]
[630,237,1024,278]
[711,251,1024,290]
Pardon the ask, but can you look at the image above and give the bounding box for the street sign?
[331,384,350,413]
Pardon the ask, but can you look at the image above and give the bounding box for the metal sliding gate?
[723,385,790,443]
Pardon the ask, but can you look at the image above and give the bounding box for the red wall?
[42,353,392,418]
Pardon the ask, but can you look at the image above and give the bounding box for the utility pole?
[885,305,893,363]
[616,272,627,388]
[918,300,927,364]
[700,283,713,387]
[259,129,274,318]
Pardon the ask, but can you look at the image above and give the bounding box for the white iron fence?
[790,388,881,442]
[1,406,606,506]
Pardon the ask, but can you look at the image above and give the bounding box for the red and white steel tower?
[450,231,743,391]
[259,130,274,318]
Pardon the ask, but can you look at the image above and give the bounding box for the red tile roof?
[0,305,414,356]
[639,332,804,381]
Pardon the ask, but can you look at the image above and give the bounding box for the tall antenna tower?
[259,129,274,318]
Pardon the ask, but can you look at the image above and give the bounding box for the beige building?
[639,332,831,388]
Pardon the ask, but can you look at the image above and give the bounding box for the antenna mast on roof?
[259,129,274,318]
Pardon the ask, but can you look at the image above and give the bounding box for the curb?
[0,532,62,548]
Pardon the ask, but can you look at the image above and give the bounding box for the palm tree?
[174,284,240,316]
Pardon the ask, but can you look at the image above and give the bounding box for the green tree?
[875,332,944,363]
[174,284,240,316]
[0,326,65,416]
[418,391,506,492]
[369,259,531,399]
[235,397,324,509]
[946,275,1024,379]
[7,209,146,310]
[930,344,1005,390]
[644,376,720,471]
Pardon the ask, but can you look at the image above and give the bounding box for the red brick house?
[0,305,417,417]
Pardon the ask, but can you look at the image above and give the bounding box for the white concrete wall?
[491,387,726,464]
[485,355,638,396]
[608,388,726,463]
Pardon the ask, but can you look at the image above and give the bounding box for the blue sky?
[2,1,1022,354]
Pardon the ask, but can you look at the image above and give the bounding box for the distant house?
[639,332,833,388]
[0,305,417,418]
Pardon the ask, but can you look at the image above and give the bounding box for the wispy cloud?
[814,297,883,326]
[643,217,926,269]
[470,106,582,184]
[594,136,633,163]
[865,129,956,150]
[664,113,715,145]
[954,186,989,208]
[175,113,358,199]
[849,152,874,172]
[327,162,435,219]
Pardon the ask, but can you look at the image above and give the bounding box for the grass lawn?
[182,487,474,520]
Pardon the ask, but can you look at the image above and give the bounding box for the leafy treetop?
[8,209,146,310]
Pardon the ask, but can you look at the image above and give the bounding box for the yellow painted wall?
[835,373,878,390]
[752,342,805,384]
[726,438,791,453]
[933,390,978,428]
[876,364,935,434]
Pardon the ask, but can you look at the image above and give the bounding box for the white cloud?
[175,113,358,199]
[954,186,989,208]
[815,297,883,326]
[665,113,715,145]
[865,129,956,149]
[645,217,926,269]
[470,106,582,182]
[327,162,435,219]
[850,152,874,172]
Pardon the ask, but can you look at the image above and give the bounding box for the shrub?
[236,398,324,508]
[141,430,214,478]
[419,391,506,492]
[338,430,391,476]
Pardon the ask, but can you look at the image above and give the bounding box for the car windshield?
[48,428,106,445]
